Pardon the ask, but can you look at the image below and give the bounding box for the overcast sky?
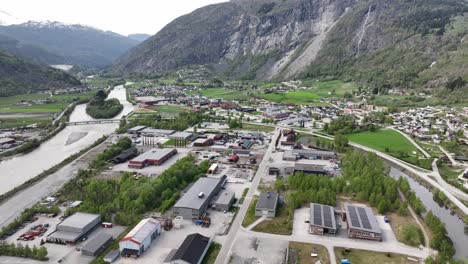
[1,0,228,36]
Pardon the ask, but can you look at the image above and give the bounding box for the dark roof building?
[164,233,211,264]
[110,147,137,164]
[127,126,147,135]
[81,231,113,256]
[309,203,338,235]
[47,213,101,244]
[255,192,279,218]
[128,148,177,169]
[344,203,382,241]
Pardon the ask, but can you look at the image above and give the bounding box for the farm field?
[260,90,320,104]
[0,117,50,129]
[347,129,420,156]
[302,80,358,97]
[242,123,275,132]
[188,88,253,101]
[335,248,413,264]
[149,105,189,118]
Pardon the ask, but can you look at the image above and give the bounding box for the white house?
[119,218,161,257]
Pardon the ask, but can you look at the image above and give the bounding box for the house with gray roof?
[255,192,278,218]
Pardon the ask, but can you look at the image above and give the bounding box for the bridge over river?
[66,119,121,126]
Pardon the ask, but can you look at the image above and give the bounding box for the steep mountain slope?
[0,51,81,97]
[0,21,141,68]
[113,0,467,92]
[0,34,64,65]
[128,33,151,42]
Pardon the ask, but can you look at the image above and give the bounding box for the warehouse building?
[293,160,329,175]
[110,147,137,164]
[309,203,338,235]
[164,233,211,264]
[214,191,235,212]
[173,175,227,220]
[283,149,336,161]
[127,126,147,135]
[119,218,161,257]
[193,138,213,147]
[47,213,101,244]
[255,192,278,218]
[81,231,113,256]
[128,148,177,169]
[170,131,194,141]
[140,128,175,137]
[344,203,382,241]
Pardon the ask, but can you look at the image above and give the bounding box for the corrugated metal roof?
[81,231,112,253]
[130,148,176,163]
[59,212,100,229]
[174,176,225,210]
[121,218,160,245]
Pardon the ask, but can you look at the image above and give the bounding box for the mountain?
[112,0,468,93]
[0,34,64,65]
[0,21,142,68]
[0,50,81,97]
[128,33,151,42]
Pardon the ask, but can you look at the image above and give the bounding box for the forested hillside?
[0,51,81,96]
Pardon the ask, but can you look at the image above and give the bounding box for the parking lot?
[115,209,234,264]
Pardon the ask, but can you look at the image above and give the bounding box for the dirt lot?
[228,232,288,264]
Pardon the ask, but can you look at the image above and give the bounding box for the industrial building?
[255,192,278,218]
[164,233,211,264]
[128,148,177,169]
[283,149,336,161]
[110,147,137,164]
[127,126,147,135]
[309,203,338,235]
[173,175,227,220]
[343,203,382,241]
[140,128,175,137]
[193,138,213,147]
[119,218,161,257]
[47,213,101,244]
[213,191,235,212]
[170,131,195,141]
[81,231,113,256]
[293,160,329,175]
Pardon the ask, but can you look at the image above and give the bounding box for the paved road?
[214,128,281,264]
[388,127,431,159]
[438,146,467,168]
[430,159,468,202]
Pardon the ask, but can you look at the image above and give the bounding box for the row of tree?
[0,243,48,261]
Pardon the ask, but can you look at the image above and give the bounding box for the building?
[119,218,161,257]
[103,250,120,263]
[47,213,101,244]
[81,231,113,256]
[173,175,227,220]
[240,139,253,149]
[283,149,336,161]
[135,96,167,105]
[127,126,147,135]
[228,154,239,162]
[128,148,177,169]
[343,203,382,241]
[170,131,194,141]
[233,150,250,156]
[0,137,15,146]
[164,233,211,264]
[255,192,278,218]
[207,163,218,174]
[110,147,137,164]
[214,191,235,212]
[140,128,175,137]
[309,203,338,235]
[193,138,213,147]
[293,160,329,175]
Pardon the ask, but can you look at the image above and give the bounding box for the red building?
[128,148,177,169]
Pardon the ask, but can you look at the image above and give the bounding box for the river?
[390,167,468,259]
[0,85,133,196]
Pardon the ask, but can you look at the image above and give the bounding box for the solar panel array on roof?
[357,207,372,230]
[323,207,333,228]
[313,204,322,226]
[348,205,361,228]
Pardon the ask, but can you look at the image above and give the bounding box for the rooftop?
[140,128,175,135]
[59,212,100,229]
[214,191,235,206]
[128,126,147,132]
[130,148,176,163]
[81,231,112,253]
[174,176,226,210]
[344,203,381,234]
[170,233,211,264]
[170,131,193,139]
[121,218,160,245]
[256,192,278,210]
[309,203,337,230]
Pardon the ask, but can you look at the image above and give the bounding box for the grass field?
[252,202,293,235]
[288,242,330,264]
[188,88,252,101]
[387,211,425,247]
[242,123,275,132]
[260,91,320,104]
[201,243,221,264]
[347,129,420,156]
[0,117,50,129]
[302,80,358,98]
[335,248,413,264]
[150,105,187,113]
[242,197,260,227]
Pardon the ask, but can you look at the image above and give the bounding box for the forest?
[86,90,123,119]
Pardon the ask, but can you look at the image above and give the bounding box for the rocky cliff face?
[113,0,467,90]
